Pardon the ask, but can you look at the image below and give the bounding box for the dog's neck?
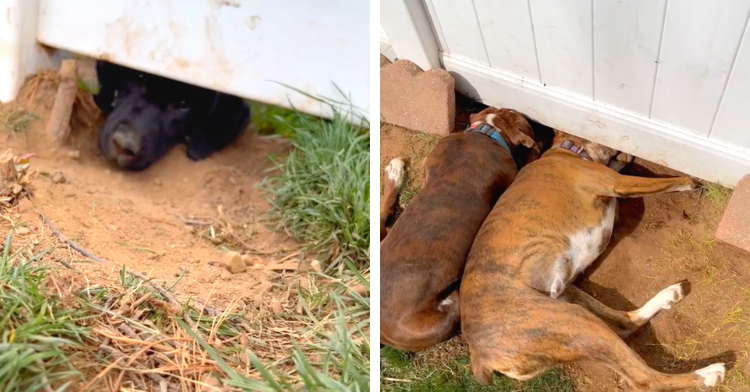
[465,121,512,154]
[553,140,594,162]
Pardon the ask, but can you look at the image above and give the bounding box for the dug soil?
[380,97,750,391]
[1,62,307,319]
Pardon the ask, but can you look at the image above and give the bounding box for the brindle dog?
[461,130,725,391]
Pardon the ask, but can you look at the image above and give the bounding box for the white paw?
[653,282,686,310]
[695,363,725,387]
[673,179,696,192]
[385,158,405,186]
[631,282,686,321]
[438,297,453,311]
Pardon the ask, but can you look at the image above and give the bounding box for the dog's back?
[380,132,517,351]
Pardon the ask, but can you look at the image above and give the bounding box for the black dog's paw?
[185,140,216,161]
[184,95,250,162]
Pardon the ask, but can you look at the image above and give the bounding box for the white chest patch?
[565,198,616,279]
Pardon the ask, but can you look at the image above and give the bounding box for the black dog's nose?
[110,130,141,167]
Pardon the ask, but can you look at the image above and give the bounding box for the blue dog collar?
[465,123,511,153]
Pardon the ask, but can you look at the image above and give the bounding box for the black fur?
[94,61,250,171]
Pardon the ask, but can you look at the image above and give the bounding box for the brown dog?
[460,131,725,391]
[380,108,538,351]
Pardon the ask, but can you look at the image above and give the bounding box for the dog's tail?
[380,158,405,241]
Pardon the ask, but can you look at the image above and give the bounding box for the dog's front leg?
[380,158,405,241]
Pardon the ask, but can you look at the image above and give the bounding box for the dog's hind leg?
[610,175,694,198]
[469,303,724,391]
[380,158,405,241]
[559,282,689,338]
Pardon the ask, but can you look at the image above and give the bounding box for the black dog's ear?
[94,61,127,115]
[185,94,251,161]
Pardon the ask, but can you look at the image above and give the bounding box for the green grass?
[0,224,369,391]
[237,263,370,392]
[1,108,40,137]
[259,95,370,271]
[251,101,313,138]
[0,229,87,392]
[702,182,732,205]
[76,78,99,95]
[381,346,574,392]
[254,91,370,390]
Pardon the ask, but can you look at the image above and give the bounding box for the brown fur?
[461,131,723,391]
[380,108,535,351]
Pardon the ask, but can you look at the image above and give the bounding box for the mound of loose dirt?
[1,62,308,318]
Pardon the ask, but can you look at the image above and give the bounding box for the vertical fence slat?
[421,0,450,52]
[472,0,540,82]
[528,0,593,98]
[710,11,750,150]
[650,0,750,136]
[593,0,666,117]
[381,0,442,70]
[430,0,490,64]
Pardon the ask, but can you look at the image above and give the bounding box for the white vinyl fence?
[2,0,370,121]
[381,0,750,187]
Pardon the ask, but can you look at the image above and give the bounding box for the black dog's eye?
[138,73,144,79]
[176,101,190,112]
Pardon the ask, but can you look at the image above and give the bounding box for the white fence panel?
[473,0,539,82]
[2,0,370,121]
[381,0,750,187]
[712,26,750,148]
[593,0,666,117]
[650,0,750,136]
[529,0,593,98]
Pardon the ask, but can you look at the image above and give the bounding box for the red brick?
[380,58,455,136]
[716,175,750,253]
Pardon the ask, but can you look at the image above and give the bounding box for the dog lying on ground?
[94,61,250,171]
[460,130,725,391]
[380,107,540,351]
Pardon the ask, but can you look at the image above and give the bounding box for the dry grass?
[16,69,101,136]
[1,199,368,391]
[380,125,441,211]
[0,107,41,137]
[655,183,750,391]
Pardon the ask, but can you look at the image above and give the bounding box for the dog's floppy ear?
[185,93,251,161]
[508,131,536,149]
[505,118,536,149]
[94,61,127,115]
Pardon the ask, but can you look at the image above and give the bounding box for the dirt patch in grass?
[1,71,295,312]
[1,60,369,390]
[379,95,750,392]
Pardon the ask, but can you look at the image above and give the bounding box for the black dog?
[94,61,250,171]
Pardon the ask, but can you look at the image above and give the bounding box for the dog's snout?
[110,130,142,167]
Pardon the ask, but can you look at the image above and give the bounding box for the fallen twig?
[172,213,212,226]
[39,212,106,263]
